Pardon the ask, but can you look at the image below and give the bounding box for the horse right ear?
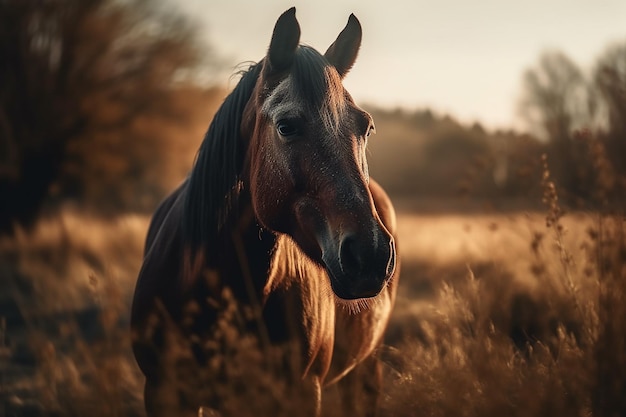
[324,14,362,78]
[265,7,301,77]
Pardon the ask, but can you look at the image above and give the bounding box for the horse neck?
[212,190,277,303]
[183,63,262,261]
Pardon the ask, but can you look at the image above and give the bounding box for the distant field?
[389,209,596,343]
[0,206,623,416]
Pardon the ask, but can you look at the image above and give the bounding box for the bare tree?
[593,41,626,174]
[594,42,626,133]
[0,0,220,234]
[594,42,626,132]
[519,50,591,143]
[517,50,599,200]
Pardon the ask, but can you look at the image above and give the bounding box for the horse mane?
[183,62,262,258]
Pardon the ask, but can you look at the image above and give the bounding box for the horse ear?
[324,14,362,78]
[266,7,301,76]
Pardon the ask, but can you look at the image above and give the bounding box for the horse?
[130,7,399,417]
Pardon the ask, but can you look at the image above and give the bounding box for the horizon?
[176,0,626,132]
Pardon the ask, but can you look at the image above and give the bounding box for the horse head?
[242,8,396,300]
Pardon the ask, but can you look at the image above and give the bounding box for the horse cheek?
[251,151,293,233]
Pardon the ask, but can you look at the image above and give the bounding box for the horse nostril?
[339,235,362,276]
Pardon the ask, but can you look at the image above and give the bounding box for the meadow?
[1,192,624,416]
[2,1,625,415]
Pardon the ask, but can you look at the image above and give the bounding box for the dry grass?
[379,149,626,417]
[382,210,600,417]
[1,196,625,416]
[0,210,149,416]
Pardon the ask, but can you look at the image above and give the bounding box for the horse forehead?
[260,78,302,120]
[261,71,349,132]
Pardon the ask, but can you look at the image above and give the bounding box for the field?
[2,1,625,415]
[1,202,625,416]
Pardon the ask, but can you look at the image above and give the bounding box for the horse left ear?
[266,7,301,77]
[324,14,362,78]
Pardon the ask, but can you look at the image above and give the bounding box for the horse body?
[131,8,398,417]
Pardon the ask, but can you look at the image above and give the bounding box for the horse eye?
[277,120,298,137]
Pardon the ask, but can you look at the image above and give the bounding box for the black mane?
[183,63,262,257]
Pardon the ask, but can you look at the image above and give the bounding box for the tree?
[593,41,626,174]
[594,42,626,133]
[518,50,596,200]
[518,50,591,143]
[0,0,221,234]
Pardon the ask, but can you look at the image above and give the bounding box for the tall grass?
[0,211,147,416]
[1,141,625,416]
[380,138,626,417]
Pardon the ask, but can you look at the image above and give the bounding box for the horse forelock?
[261,46,347,135]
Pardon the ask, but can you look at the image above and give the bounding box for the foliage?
[593,41,626,174]
[0,0,223,234]
[516,45,626,204]
[518,50,591,142]
[365,107,543,204]
[379,146,625,417]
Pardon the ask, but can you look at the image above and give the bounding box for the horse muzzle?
[292,196,396,300]
[323,229,396,300]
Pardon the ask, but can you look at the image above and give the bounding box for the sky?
[176,0,626,131]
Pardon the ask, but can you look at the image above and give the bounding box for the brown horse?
[131,7,398,417]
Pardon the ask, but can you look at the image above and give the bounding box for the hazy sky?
[177,0,626,130]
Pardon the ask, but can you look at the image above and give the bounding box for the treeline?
[365,107,544,205]
[0,0,225,233]
[367,43,626,209]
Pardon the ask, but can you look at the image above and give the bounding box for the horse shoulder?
[369,178,396,236]
[325,290,393,386]
[143,182,186,257]
[131,184,187,378]
[369,177,400,300]
[264,235,337,381]
[369,177,400,305]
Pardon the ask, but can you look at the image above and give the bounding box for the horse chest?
[264,236,337,378]
[326,290,393,385]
